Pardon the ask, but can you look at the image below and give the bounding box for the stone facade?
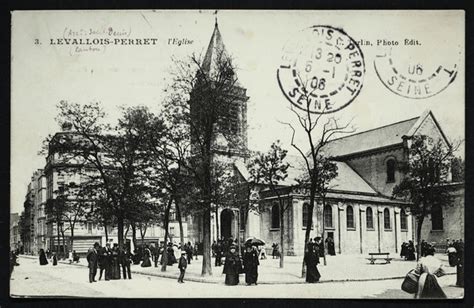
[420,183,464,246]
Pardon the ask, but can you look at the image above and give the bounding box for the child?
[178,251,187,283]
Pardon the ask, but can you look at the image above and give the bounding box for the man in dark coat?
[120,247,132,279]
[304,245,321,283]
[185,242,193,264]
[154,244,161,267]
[407,240,416,260]
[215,240,223,266]
[178,251,187,283]
[272,243,279,259]
[326,237,336,256]
[86,242,100,283]
[99,243,112,280]
[243,245,259,285]
[456,239,464,287]
[223,245,242,285]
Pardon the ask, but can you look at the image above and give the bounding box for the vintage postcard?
[10,10,464,298]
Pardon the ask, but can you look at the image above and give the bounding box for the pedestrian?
[212,240,217,258]
[39,249,48,266]
[407,240,416,260]
[52,252,58,266]
[420,240,428,257]
[215,240,223,266]
[243,245,259,285]
[120,247,132,280]
[10,250,18,279]
[178,251,187,283]
[153,244,160,267]
[111,244,121,279]
[400,242,407,260]
[414,256,447,298]
[315,236,324,256]
[186,242,193,264]
[86,242,100,283]
[272,243,279,259]
[141,245,152,267]
[308,238,314,252]
[259,245,267,260]
[326,237,336,256]
[194,242,199,260]
[99,243,112,281]
[223,245,242,286]
[455,239,464,287]
[166,243,177,266]
[72,250,80,263]
[304,245,321,283]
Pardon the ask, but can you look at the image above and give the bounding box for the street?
[10,256,463,299]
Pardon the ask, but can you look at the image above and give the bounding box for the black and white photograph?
[10,10,465,299]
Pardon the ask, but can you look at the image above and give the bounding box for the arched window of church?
[302,203,309,228]
[384,208,391,229]
[366,207,374,229]
[324,204,333,228]
[400,209,408,230]
[271,204,280,229]
[431,204,443,231]
[346,205,355,229]
[386,159,396,183]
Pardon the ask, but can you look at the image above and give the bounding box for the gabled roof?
[280,156,377,194]
[320,117,419,158]
[202,20,227,76]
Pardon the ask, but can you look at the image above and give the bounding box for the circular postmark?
[277,25,365,114]
[373,43,460,99]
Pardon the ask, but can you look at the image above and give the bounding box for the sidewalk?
[20,253,456,285]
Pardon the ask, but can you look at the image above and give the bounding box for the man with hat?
[178,250,187,283]
[86,242,100,283]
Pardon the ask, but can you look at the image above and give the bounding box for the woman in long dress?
[223,245,242,285]
[141,246,152,267]
[414,256,447,299]
[243,245,259,285]
[39,249,48,265]
[167,244,177,266]
[304,245,321,283]
[111,246,121,279]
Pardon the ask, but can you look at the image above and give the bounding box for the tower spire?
[202,17,227,75]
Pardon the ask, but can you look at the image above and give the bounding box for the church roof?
[320,117,419,158]
[202,20,228,76]
[281,156,377,195]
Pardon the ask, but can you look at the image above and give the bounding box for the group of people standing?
[221,244,260,286]
[39,248,58,266]
[86,242,133,283]
[400,240,417,260]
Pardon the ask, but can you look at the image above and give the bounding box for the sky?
[11,10,465,214]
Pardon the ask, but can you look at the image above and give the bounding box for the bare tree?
[280,72,354,277]
[252,141,290,268]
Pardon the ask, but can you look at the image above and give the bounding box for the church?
[187,21,464,257]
